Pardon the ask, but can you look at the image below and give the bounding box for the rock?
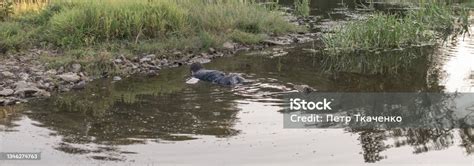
[113,76,122,81]
[145,54,156,59]
[140,54,156,63]
[263,39,290,45]
[160,59,169,66]
[14,87,44,98]
[1,71,15,78]
[114,59,123,64]
[58,66,65,73]
[146,70,159,77]
[19,72,29,81]
[33,90,50,97]
[59,85,71,92]
[71,63,82,73]
[189,57,211,64]
[209,47,216,53]
[223,42,236,50]
[0,89,14,96]
[140,57,152,63]
[45,69,57,75]
[14,81,30,89]
[294,36,313,43]
[72,81,87,90]
[58,72,81,83]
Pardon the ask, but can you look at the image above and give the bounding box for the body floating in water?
[189,62,245,86]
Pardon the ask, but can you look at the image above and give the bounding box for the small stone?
[45,69,57,75]
[263,39,290,45]
[160,59,169,66]
[1,71,15,78]
[113,76,122,81]
[145,54,156,59]
[19,73,29,81]
[223,42,236,50]
[33,90,51,97]
[0,89,14,96]
[72,81,87,90]
[209,47,216,53]
[14,87,43,98]
[71,63,82,73]
[140,57,152,63]
[58,66,65,73]
[58,72,81,83]
[294,36,313,43]
[114,59,123,64]
[14,81,30,89]
[172,51,182,56]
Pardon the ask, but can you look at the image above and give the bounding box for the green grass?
[294,0,310,17]
[322,2,470,53]
[323,13,435,51]
[0,0,301,74]
[0,0,300,52]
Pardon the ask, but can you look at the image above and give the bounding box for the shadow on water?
[0,0,473,164]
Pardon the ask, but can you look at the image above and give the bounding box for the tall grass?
[0,0,14,21]
[323,13,434,51]
[322,2,470,53]
[294,0,310,17]
[47,0,190,47]
[1,0,299,51]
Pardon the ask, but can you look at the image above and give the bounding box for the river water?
[1,1,473,165]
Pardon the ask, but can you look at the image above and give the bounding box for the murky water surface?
[1,1,473,165]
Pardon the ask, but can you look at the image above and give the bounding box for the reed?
[294,0,310,17]
[322,2,470,53]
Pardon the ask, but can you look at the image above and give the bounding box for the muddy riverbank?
[0,14,318,108]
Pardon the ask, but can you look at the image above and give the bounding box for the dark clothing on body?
[192,69,244,86]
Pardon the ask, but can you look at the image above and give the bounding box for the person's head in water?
[190,62,203,74]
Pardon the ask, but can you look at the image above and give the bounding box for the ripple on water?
[442,25,474,92]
